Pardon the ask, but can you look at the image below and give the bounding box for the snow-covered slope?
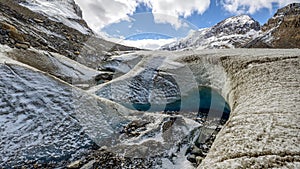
[6,47,108,89]
[161,15,260,50]
[19,0,90,34]
[0,45,134,167]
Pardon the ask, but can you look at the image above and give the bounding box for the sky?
[74,0,300,49]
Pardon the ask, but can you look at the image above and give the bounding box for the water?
[119,86,230,120]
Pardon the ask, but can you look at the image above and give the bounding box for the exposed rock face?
[244,3,300,48]
[161,15,260,50]
[0,0,138,69]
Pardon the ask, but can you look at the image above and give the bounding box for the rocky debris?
[186,125,223,166]
[121,120,149,137]
[80,160,96,169]
[80,148,161,169]
[244,3,300,48]
[1,22,25,42]
[0,21,31,49]
[161,117,175,132]
[95,72,114,84]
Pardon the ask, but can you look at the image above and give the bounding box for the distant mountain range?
[162,3,300,50]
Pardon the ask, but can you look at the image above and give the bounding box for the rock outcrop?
[245,3,300,48]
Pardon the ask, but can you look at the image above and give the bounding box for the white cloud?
[96,31,176,50]
[141,0,211,29]
[75,0,211,32]
[75,0,299,39]
[74,0,138,31]
[121,38,177,50]
[220,0,300,14]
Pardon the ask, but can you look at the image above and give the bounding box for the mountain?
[161,15,260,50]
[0,0,138,70]
[244,3,300,48]
[162,3,300,51]
[0,1,299,168]
[18,0,90,34]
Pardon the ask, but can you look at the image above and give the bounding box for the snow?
[197,49,300,168]
[29,48,101,82]
[0,56,94,166]
[0,45,212,168]
[5,46,104,89]
[88,48,300,168]
[222,15,255,25]
[0,45,132,166]
[23,0,81,19]
[162,15,260,50]
[1,38,299,168]
[19,0,90,34]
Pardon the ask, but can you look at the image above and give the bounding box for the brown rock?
[15,43,30,49]
[1,22,25,43]
[1,22,17,33]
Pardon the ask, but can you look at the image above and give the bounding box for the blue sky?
[101,1,282,40]
[75,0,300,48]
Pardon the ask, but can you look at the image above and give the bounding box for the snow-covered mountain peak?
[161,15,260,50]
[222,15,255,25]
[213,14,260,35]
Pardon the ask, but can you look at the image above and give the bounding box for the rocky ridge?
[161,15,261,50]
[245,3,300,48]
